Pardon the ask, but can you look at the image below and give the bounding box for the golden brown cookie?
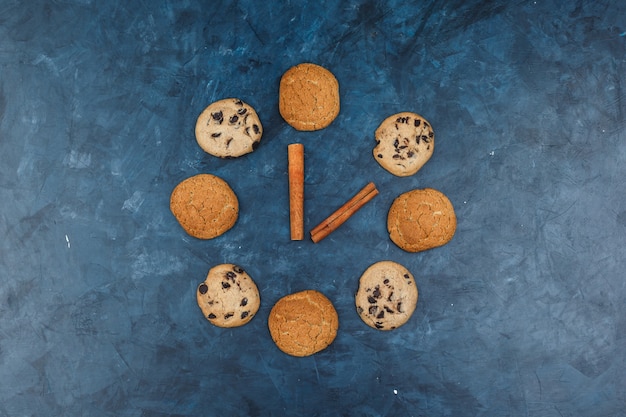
[279,63,340,131]
[195,98,263,158]
[387,188,456,252]
[170,174,238,239]
[355,261,418,331]
[373,112,434,177]
[267,290,339,357]
[196,263,260,328]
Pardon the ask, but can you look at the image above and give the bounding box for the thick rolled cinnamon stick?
[310,182,378,243]
[288,144,305,240]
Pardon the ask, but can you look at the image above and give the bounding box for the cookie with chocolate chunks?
[195,98,263,158]
[268,290,339,357]
[355,261,418,331]
[196,263,260,328]
[373,112,434,177]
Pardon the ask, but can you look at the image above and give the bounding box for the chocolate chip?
[414,119,421,127]
[233,265,244,274]
[208,313,216,319]
[212,111,223,124]
[224,312,234,319]
[252,124,260,134]
[357,306,364,314]
[376,310,385,319]
[211,132,221,138]
[397,302,403,313]
[241,298,248,306]
[373,286,381,299]
[252,141,260,150]
[229,115,239,124]
[404,274,410,280]
[198,283,208,294]
[222,282,231,289]
[429,131,434,138]
[383,279,389,284]
[226,271,236,281]
[407,151,415,158]
[234,99,243,106]
[384,306,394,314]
[237,107,247,115]
[377,153,383,158]
[393,138,399,148]
[367,296,377,304]
[369,305,378,315]
[226,138,232,147]
[387,291,394,302]
[375,322,384,329]
[421,135,429,143]
[241,311,249,319]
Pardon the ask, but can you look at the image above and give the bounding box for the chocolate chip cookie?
[387,188,456,252]
[373,112,434,177]
[195,98,263,158]
[170,173,238,239]
[355,261,418,331]
[279,63,340,131]
[196,263,260,328]
[268,290,339,357]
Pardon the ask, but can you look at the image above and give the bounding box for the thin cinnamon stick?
[310,182,378,243]
[288,143,305,240]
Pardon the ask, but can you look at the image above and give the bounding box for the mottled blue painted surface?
[1,0,626,415]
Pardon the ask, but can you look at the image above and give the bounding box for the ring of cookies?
[170,62,457,356]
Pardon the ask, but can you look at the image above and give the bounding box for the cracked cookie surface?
[355,261,418,331]
[373,112,434,177]
[170,173,238,239]
[387,188,456,252]
[196,263,260,328]
[279,63,340,131]
[195,98,263,158]
[268,290,339,357]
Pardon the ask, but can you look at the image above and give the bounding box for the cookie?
[196,263,260,328]
[267,290,339,357]
[387,188,456,252]
[279,63,340,131]
[355,261,418,331]
[195,98,263,158]
[170,173,238,240]
[373,112,434,177]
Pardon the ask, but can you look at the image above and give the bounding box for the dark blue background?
[1,0,625,415]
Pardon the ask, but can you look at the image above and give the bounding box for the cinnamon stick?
[288,143,305,240]
[310,182,378,243]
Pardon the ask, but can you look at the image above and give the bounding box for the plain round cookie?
[170,174,238,239]
[387,188,456,252]
[268,290,339,357]
[195,98,263,158]
[196,264,260,328]
[279,63,340,131]
[355,261,418,331]
[373,112,434,177]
